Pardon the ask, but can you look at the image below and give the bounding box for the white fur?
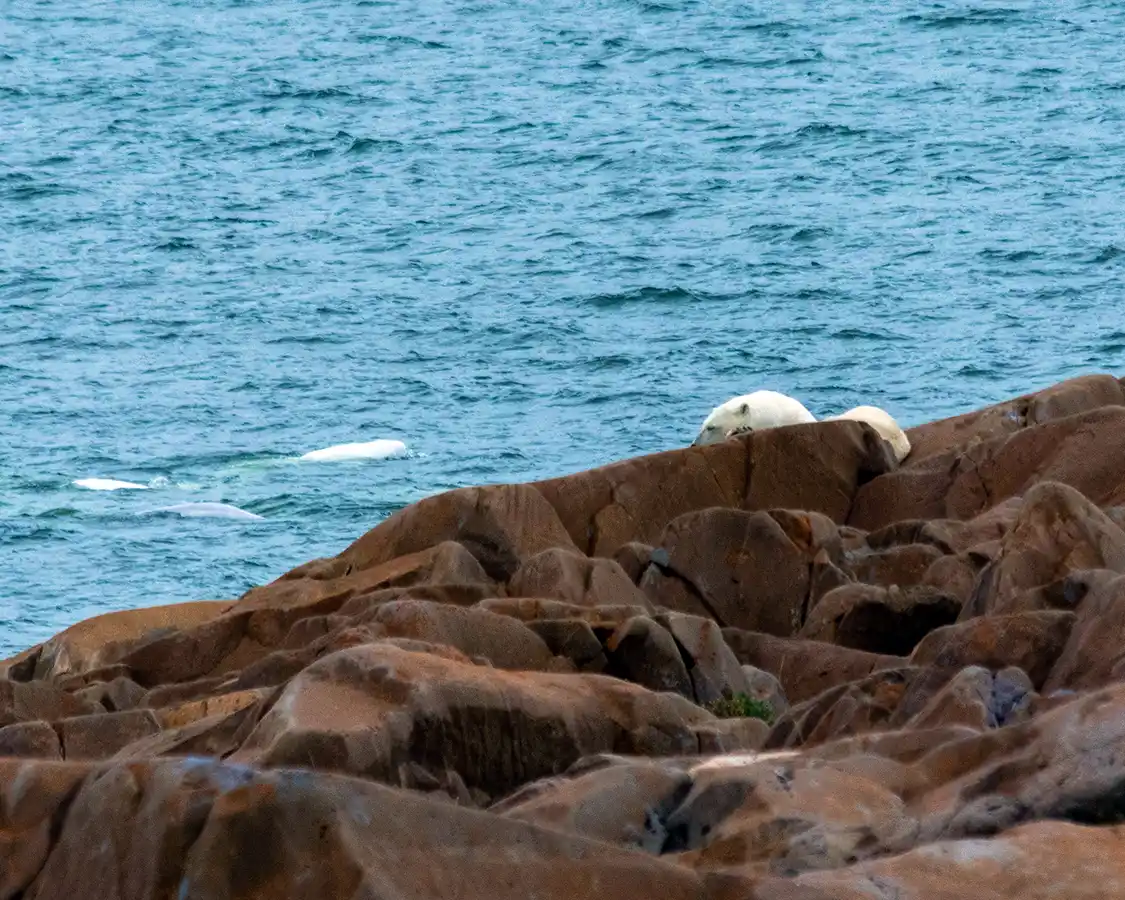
[74,478,149,491]
[828,405,911,462]
[299,439,407,462]
[692,390,817,446]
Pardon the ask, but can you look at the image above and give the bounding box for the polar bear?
[828,405,911,462]
[692,390,817,446]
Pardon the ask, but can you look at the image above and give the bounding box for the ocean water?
[3,0,1125,654]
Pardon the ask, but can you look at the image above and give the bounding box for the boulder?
[532,440,748,555]
[767,820,1125,899]
[0,720,61,759]
[54,709,162,760]
[847,543,946,588]
[906,665,1033,731]
[371,599,556,671]
[963,481,1125,618]
[233,643,714,798]
[509,548,651,609]
[22,759,710,900]
[4,600,230,682]
[640,509,810,635]
[801,584,960,656]
[0,680,100,727]
[604,617,694,699]
[722,629,905,705]
[911,611,1075,689]
[340,484,578,581]
[494,760,692,852]
[659,613,751,706]
[1045,573,1125,691]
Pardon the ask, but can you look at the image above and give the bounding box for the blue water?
[3,0,1125,654]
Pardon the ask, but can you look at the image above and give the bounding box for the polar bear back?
[829,405,911,462]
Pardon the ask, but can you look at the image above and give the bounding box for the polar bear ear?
[739,403,750,414]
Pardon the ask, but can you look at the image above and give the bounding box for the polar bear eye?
[739,403,750,414]
[706,425,717,431]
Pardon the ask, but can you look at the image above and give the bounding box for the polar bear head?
[692,391,817,446]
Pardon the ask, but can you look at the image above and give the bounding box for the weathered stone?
[722,628,905,705]
[509,548,651,609]
[494,760,692,852]
[371,599,556,671]
[847,542,946,588]
[0,720,62,759]
[54,709,162,760]
[525,619,606,670]
[340,484,578,580]
[233,643,713,797]
[659,613,751,705]
[640,509,809,635]
[962,481,1125,618]
[605,617,694,699]
[912,611,1075,689]
[801,584,960,656]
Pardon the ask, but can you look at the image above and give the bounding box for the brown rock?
[904,373,1125,466]
[340,484,578,580]
[494,760,692,852]
[722,628,905,705]
[525,620,606,671]
[964,481,1125,618]
[605,617,694,699]
[371,599,556,670]
[55,709,162,759]
[801,584,960,656]
[847,542,946,588]
[744,421,896,523]
[233,643,714,797]
[0,759,89,897]
[640,509,810,635]
[613,542,657,583]
[922,552,983,604]
[766,667,923,749]
[667,755,912,878]
[6,600,230,682]
[74,675,147,713]
[659,613,751,705]
[767,820,1125,899]
[118,611,252,687]
[911,611,1075,688]
[907,665,1033,731]
[509,548,651,609]
[232,541,496,648]
[1045,573,1125,691]
[24,759,708,900]
[0,720,62,759]
[477,597,648,626]
[533,439,748,555]
[0,680,100,727]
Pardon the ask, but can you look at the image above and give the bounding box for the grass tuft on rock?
[706,693,775,724]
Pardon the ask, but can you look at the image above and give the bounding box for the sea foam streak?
[74,478,150,491]
[299,439,407,462]
[148,502,265,521]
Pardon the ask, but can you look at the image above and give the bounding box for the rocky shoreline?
[5,373,1125,898]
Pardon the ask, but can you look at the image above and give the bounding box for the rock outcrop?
[6,374,1125,898]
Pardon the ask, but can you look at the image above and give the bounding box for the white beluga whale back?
[74,478,150,491]
[147,502,264,521]
[299,439,407,462]
[692,390,817,446]
[828,405,911,462]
